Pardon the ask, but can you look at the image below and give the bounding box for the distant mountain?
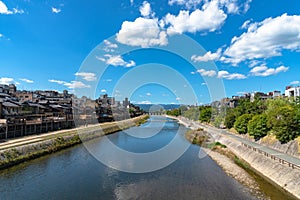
[134,104,181,112]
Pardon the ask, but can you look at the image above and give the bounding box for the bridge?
[148,112,163,116]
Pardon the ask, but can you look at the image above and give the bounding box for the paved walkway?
[178,116,300,168]
[0,123,102,151]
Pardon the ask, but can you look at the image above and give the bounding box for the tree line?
[167,96,300,144]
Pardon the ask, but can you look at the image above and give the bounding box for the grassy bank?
[0,115,149,170]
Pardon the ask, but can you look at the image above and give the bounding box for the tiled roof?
[2,102,20,108]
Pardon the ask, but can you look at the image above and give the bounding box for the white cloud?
[138,100,152,104]
[191,48,222,62]
[0,1,12,14]
[146,92,151,96]
[101,89,107,93]
[168,0,251,14]
[75,72,96,81]
[51,7,61,13]
[248,60,264,68]
[222,0,252,14]
[48,79,65,84]
[103,40,118,52]
[168,0,202,9]
[0,1,23,14]
[116,17,168,48]
[19,78,34,83]
[96,54,136,67]
[217,70,246,80]
[12,8,24,14]
[224,1,239,14]
[290,81,300,85]
[241,19,251,29]
[0,77,14,85]
[164,1,227,35]
[249,65,289,77]
[117,0,251,48]
[64,81,90,89]
[96,56,106,62]
[49,79,90,89]
[176,97,181,101]
[139,1,153,17]
[224,14,300,64]
[196,69,217,77]
[243,0,252,13]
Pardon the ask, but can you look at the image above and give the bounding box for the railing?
[241,143,300,170]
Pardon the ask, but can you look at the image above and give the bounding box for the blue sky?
[0,0,300,105]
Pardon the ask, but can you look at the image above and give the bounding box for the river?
[0,116,257,200]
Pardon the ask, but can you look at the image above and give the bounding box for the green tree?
[268,105,300,143]
[166,108,181,117]
[265,98,291,122]
[248,114,269,140]
[234,114,253,134]
[199,106,212,123]
[183,107,200,121]
[224,110,236,129]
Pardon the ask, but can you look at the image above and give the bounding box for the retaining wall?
[211,132,300,199]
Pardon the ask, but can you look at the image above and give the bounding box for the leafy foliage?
[166,108,181,116]
[267,105,300,143]
[234,114,253,134]
[224,109,236,129]
[199,106,212,123]
[248,114,269,140]
[182,106,200,121]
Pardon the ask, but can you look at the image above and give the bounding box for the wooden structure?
[0,114,75,140]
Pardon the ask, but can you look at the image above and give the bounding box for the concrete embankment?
[213,133,300,199]
[0,115,149,170]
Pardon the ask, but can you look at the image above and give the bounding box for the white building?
[285,86,300,98]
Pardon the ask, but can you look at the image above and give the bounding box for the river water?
[0,116,257,200]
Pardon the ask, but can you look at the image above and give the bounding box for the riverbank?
[168,115,300,200]
[184,128,267,199]
[201,147,268,200]
[0,115,149,170]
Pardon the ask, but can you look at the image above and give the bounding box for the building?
[250,92,272,102]
[123,97,130,108]
[0,84,9,94]
[15,91,34,102]
[268,90,281,98]
[0,93,11,100]
[285,86,300,99]
[1,100,21,116]
[8,84,16,95]
[0,100,3,118]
